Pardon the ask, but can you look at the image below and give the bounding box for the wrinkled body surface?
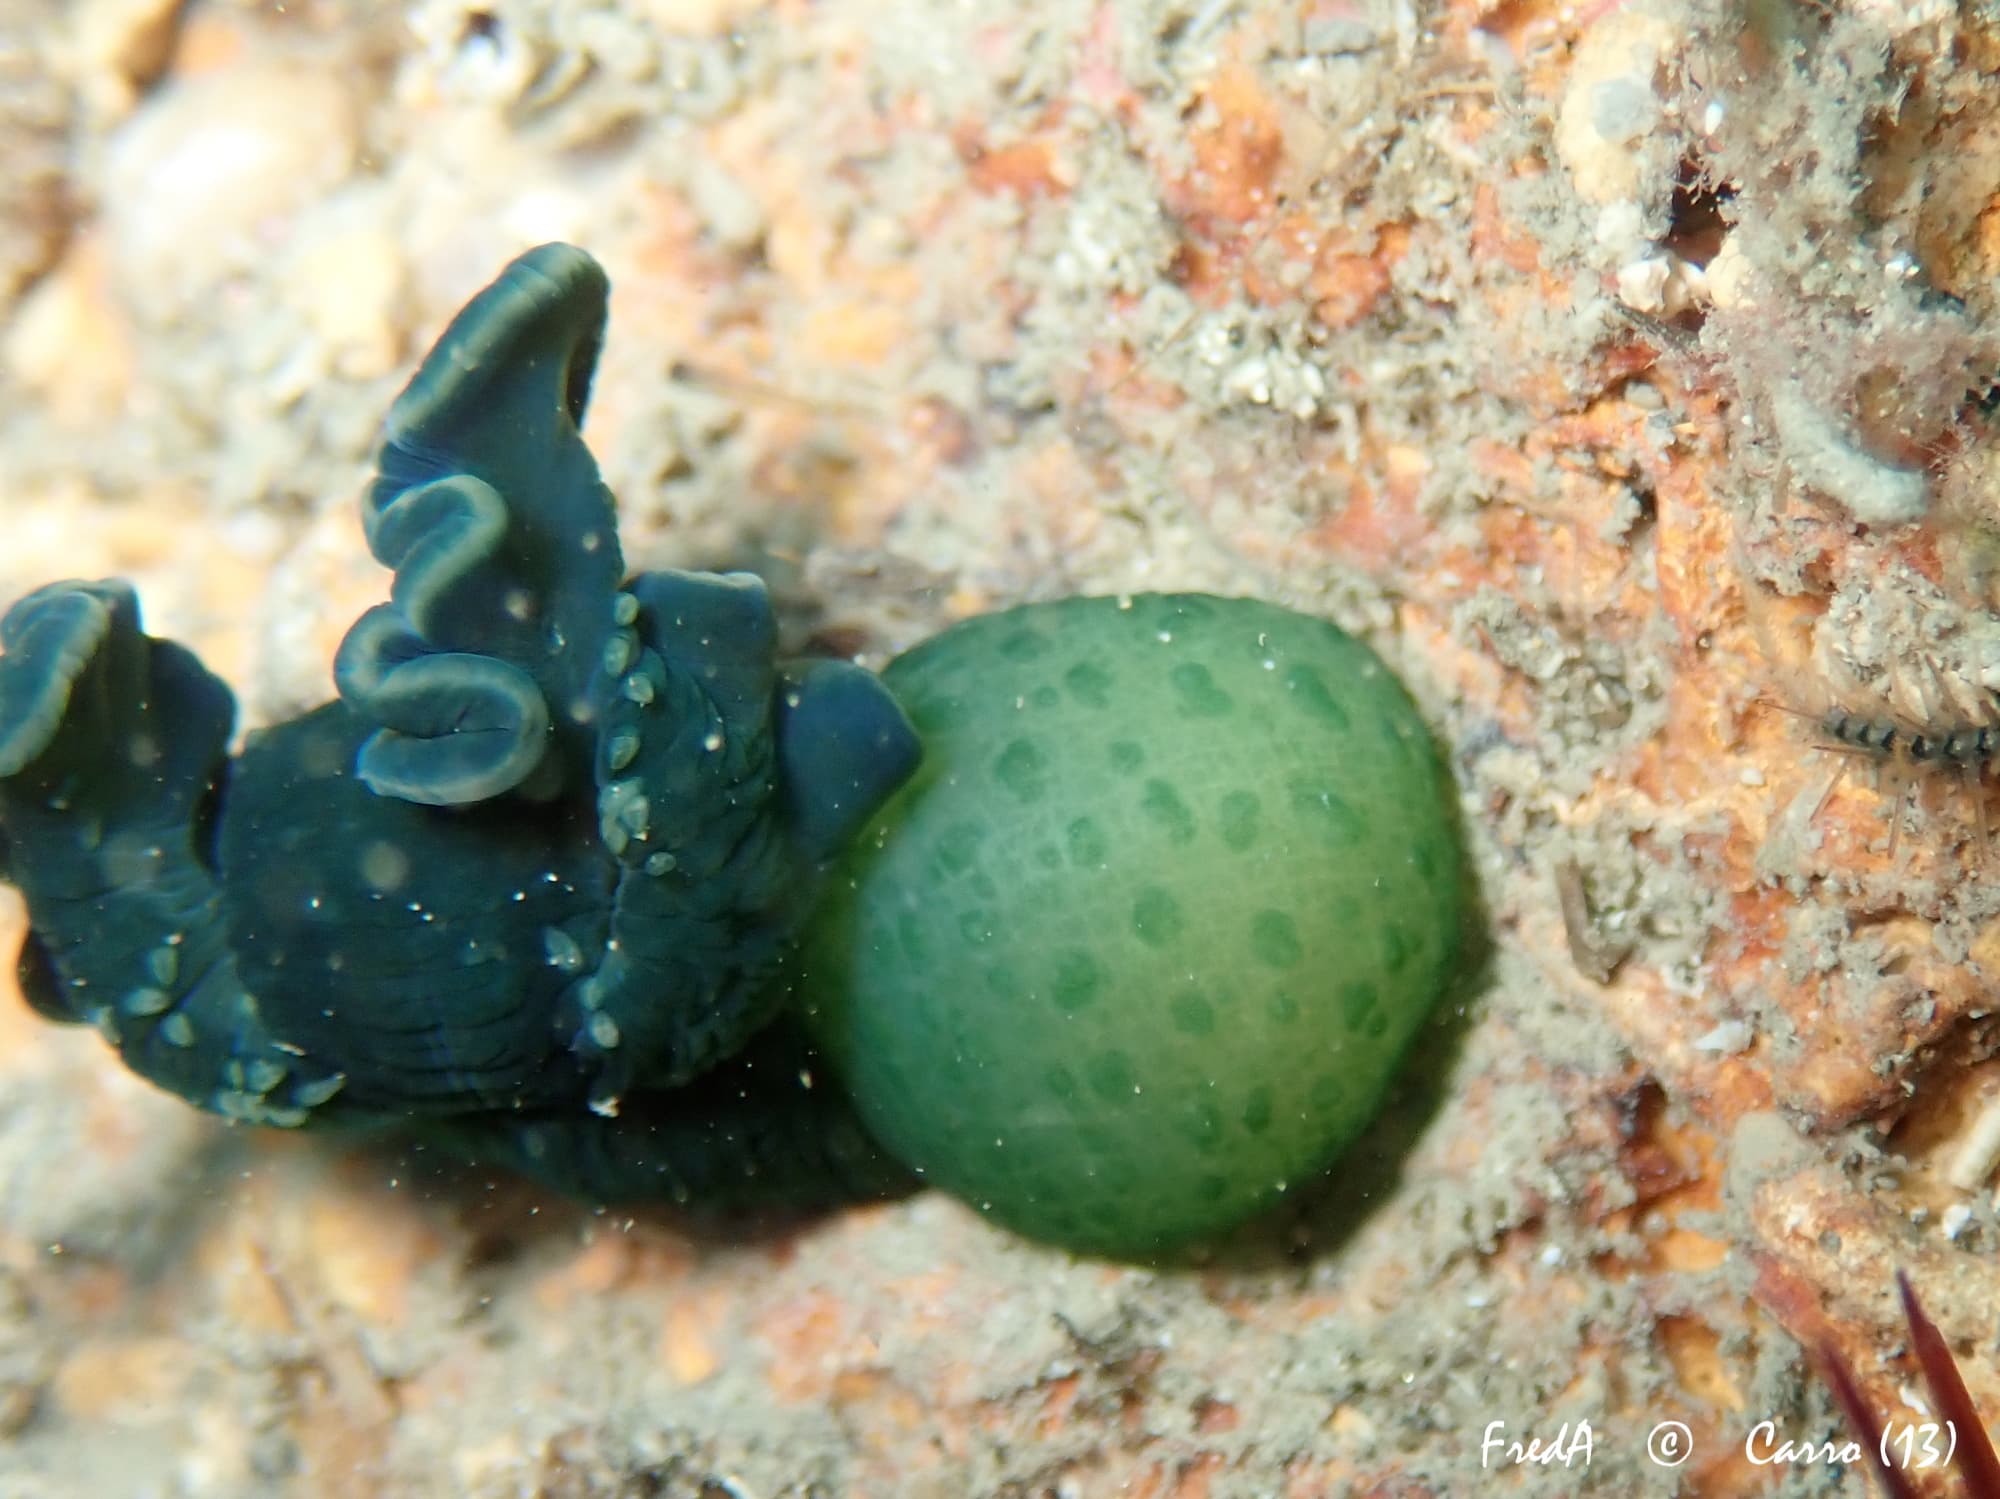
[0,245,919,1207]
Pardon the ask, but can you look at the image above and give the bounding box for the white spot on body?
[122,986,171,1016]
[147,945,178,987]
[293,1073,347,1108]
[543,926,585,972]
[616,799,648,847]
[360,840,411,894]
[100,834,162,882]
[602,631,635,678]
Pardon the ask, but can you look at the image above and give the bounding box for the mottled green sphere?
[798,594,1464,1257]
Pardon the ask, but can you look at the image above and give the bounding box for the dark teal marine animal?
[0,244,921,1207]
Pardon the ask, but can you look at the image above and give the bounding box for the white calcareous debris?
[404,0,546,105]
[1941,1201,1975,1241]
[1613,254,1672,313]
[1946,1093,2000,1191]
[1553,9,1683,208]
[1770,387,1929,526]
[1704,234,1755,310]
[100,59,362,323]
[64,0,182,119]
[3,235,132,423]
[281,211,411,382]
[1691,1019,1753,1054]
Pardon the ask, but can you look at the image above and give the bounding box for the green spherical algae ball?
[797,593,1465,1258]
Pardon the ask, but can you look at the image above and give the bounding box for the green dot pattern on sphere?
[797,593,1466,1257]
